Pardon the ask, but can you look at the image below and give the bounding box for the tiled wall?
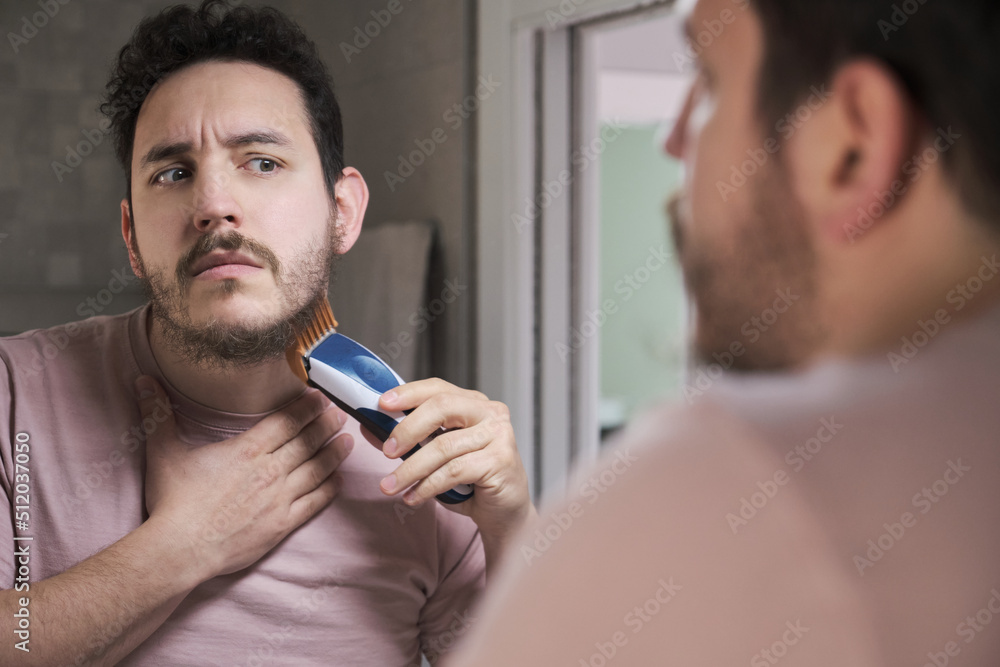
[0,0,475,386]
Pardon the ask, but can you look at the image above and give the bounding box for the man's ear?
[785,59,916,244]
[120,198,145,278]
[332,167,369,253]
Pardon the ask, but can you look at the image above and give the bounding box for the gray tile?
[46,249,83,287]
[0,224,45,287]
[0,61,15,86]
[319,0,466,90]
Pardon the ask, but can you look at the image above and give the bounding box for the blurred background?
[0,0,693,502]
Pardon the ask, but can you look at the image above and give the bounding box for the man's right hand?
[136,375,352,581]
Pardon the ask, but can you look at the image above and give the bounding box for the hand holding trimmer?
[287,301,474,504]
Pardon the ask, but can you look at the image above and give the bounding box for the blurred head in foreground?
[665,0,1000,371]
[449,3,1000,664]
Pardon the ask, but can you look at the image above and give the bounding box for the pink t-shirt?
[0,306,485,666]
[451,301,1000,665]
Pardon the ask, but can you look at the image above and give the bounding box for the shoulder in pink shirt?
[0,306,485,666]
[452,302,1000,665]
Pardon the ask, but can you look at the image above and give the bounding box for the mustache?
[175,231,281,286]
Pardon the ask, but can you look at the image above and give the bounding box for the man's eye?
[154,167,192,184]
[248,158,279,173]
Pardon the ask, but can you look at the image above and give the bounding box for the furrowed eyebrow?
[140,142,192,171]
[138,131,294,171]
[223,131,293,150]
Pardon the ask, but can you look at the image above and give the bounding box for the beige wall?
[0,0,476,385]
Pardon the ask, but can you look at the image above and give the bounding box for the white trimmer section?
[307,354,407,424]
[304,332,474,504]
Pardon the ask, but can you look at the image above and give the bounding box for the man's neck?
[147,314,307,414]
[822,205,1000,361]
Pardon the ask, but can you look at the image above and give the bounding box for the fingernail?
[403,490,418,505]
[384,437,397,457]
[382,390,399,405]
[339,434,354,455]
[134,376,155,400]
[381,474,396,493]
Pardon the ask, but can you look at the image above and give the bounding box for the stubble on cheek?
[667,164,825,372]
[132,218,344,368]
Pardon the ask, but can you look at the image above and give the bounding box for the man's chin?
[184,290,287,325]
[153,311,299,368]
[691,329,811,374]
[690,315,774,374]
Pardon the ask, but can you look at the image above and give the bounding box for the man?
[0,2,532,664]
[452,0,1000,664]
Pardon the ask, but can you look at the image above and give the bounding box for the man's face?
[666,0,824,370]
[125,60,341,366]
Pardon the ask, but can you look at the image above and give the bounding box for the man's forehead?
[134,61,310,151]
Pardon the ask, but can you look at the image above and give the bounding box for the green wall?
[598,124,687,428]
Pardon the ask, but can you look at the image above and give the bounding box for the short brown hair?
[102,0,344,200]
[752,0,1000,231]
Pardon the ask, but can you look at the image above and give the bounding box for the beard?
[131,217,343,370]
[667,159,825,371]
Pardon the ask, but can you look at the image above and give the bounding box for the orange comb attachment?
[286,300,338,385]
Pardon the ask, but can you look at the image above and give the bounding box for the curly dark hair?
[101,0,344,200]
[752,0,1000,231]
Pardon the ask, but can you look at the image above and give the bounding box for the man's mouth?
[190,251,265,279]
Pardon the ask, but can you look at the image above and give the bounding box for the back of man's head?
[753,0,1000,231]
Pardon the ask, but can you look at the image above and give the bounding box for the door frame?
[476,0,673,502]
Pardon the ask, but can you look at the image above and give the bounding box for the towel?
[330,220,435,382]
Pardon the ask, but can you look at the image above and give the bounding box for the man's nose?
[190,171,244,233]
[664,83,696,159]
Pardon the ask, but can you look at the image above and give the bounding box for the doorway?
[477,0,693,502]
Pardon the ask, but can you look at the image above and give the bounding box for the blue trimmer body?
[303,333,474,505]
